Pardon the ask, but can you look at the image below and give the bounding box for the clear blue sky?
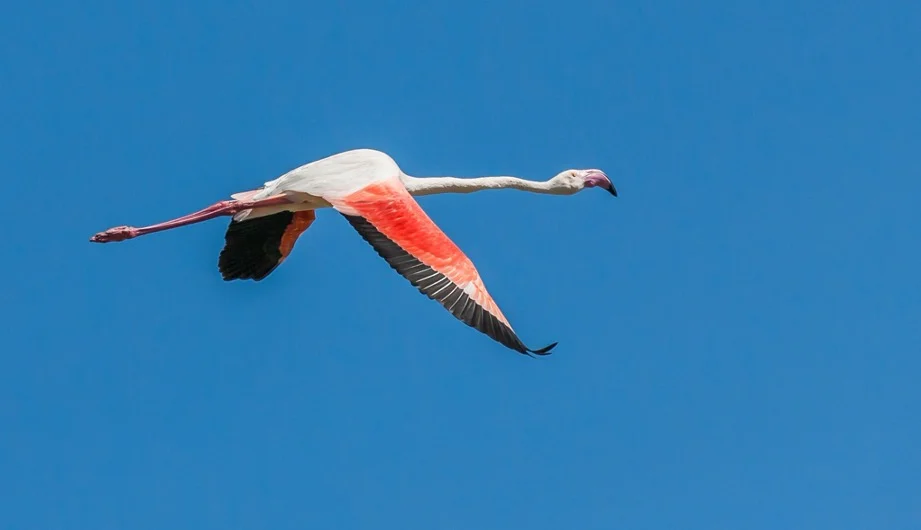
[2,1,919,528]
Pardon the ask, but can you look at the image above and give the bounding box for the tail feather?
[230,189,261,201]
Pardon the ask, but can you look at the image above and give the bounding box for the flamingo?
[90,149,616,356]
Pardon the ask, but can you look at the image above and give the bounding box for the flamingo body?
[90,148,616,356]
[239,148,400,219]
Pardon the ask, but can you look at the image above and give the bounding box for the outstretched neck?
[401,174,558,196]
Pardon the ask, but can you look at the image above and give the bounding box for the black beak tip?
[608,185,618,197]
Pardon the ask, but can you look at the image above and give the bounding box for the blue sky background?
[2,1,920,528]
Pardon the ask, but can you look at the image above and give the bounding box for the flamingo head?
[553,169,617,196]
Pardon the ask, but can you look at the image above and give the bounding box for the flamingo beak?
[585,170,617,197]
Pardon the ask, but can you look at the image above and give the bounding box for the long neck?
[401,174,557,196]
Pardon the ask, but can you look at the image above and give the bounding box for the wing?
[332,178,556,356]
[219,210,316,281]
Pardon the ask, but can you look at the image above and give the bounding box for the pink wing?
[332,179,556,356]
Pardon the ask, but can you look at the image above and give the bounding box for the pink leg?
[89,194,295,243]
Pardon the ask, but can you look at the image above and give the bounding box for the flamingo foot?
[90,226,139,243]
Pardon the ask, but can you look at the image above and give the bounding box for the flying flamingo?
[91,149,616,356]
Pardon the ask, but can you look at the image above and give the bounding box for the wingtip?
[527,341,558,356]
